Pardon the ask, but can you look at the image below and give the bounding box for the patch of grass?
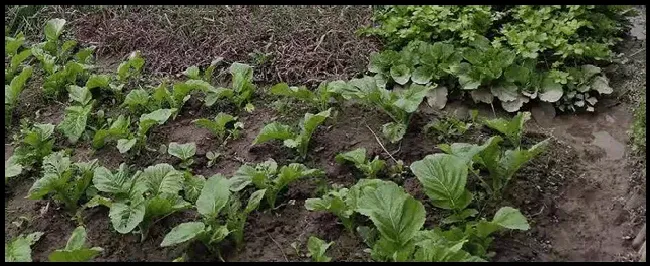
[630,95,646,156]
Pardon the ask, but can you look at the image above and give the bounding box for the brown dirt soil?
[4,5,646,263]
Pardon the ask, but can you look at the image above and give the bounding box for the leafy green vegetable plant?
[481,111,530,148]
[116,51,145,82]
[204,62,257,111]
[305,186,356,233]
[27,151,99,212]
[193,113,244,143]
[48,226,103,262]
[5,66,33,124]
[330,76,432,143]
[5,31,33,82]
[335,148,386,179]
[91,163,190,240]
[270,81,337,112]
[4,232,44,262]
[225,189,266,250]
[229,159,324,209]
[307,236,334,262]
[160,175,232,256]
[117,108,176,154]
[253,108,332,159]
[167,142,196,169]
[58,85,96,144]
[8,123,55,176]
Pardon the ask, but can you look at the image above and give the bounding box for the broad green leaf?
[196,174,231,219]
[390,64,411,85]
[75,46,96,63]
[491,206,530,230]
[244,189,267,213]
[85,75,110,89]
[138,108,175,135]
[204,87,234,106]
[5,66,33,106]
[410,154,472,210]
[381,122,406,144]
[307,236,334,262]
[253,122,296,144]
[4,232,44,262]
[141,163,184,195]
[167,142,196,161]
[160,222,206,247]
[394,83,434,113]
[44,18,66,41]
[122,89,150,110]
[441,208,479,225]
[335,148,367,166]
[67,85,92,106]
[499,138,549,187]
[425,85,448,110]
[356,181,425,252]
[5,33,25,57]
[411,66,434,85]
[296,108,332,155]
[64,226,87,250]
[48,248,103,262]
[92,166,130,194]
[183,66,201,80]
[538,76,563,103]
[270,83,316,103]
[26,152,72,200]
[591,76,613,94]
[184,174,205,203]
[482,112,531,147]
[5,158,23,180]
[116,139,137,154]
[58,104,93,144]
[490,83,518,102]
[109,197,146,234]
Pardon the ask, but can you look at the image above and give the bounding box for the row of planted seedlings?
[5,18,548,262]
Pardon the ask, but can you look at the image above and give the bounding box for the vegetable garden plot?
[5,5,647,262]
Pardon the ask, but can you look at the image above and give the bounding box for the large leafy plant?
[335,148,386,179]
[331,76,432,143]
[5,31,33,82]
[229,159,324,209]
[48,226,103,262]
[91,163,190,240]
[481,111,530,148]
[4,232,44,262]
[167,142,196,169]
[5,66,33,124]
[204,62,257,111]
[269,81,337,112]
[6,123,55,180]
[305,186,356,233]
[27,151,99,212]
[160,175,232,255]
[224,189,266,250]
[116,108,176,154]
[57,85,96,144]
[193,112,244,144]
[253,108,332,159]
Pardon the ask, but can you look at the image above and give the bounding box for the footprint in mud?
[591,131,625,161]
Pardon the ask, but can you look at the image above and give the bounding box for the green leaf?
[5,66,33,106]
[381,122,406,144]
[75,46,96,64]
[591,76,613,94]
[490,83,518,102]
[5,33,25,57]
[204,87,234,106]
[85,75,110,90]
[244,189,267,213]
[356,181,425,256]
[183,174,205,203]
[64,226,87,250]
[5,158,23,180]
[411,66,434,85]
[538,76,563,103]
[26,151,72,200]
[122,89,150,110]
[307,236,334,262]
[141,163,184,195]
[335,148,367,166]
[499,139,549,187]
[4,232,44,262]
[295,108,331,156]
[58,104,93,144]
[160,222,206,247]
[196,174,231,219]
[183,66,201,80]
[115,138,136,153]
[410,154,472,210]
[138,108,175,136]
[253,122,296,145]
[491,207,530,230]
[394,83,433,113]
[482,112,531,147]
[44,18,66,42]
[109,197,146,234]
[270,83,316,103]
[167,142,196,161]
[67,85,92,106]
[390,64,411,85]
[48,248,103,262]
